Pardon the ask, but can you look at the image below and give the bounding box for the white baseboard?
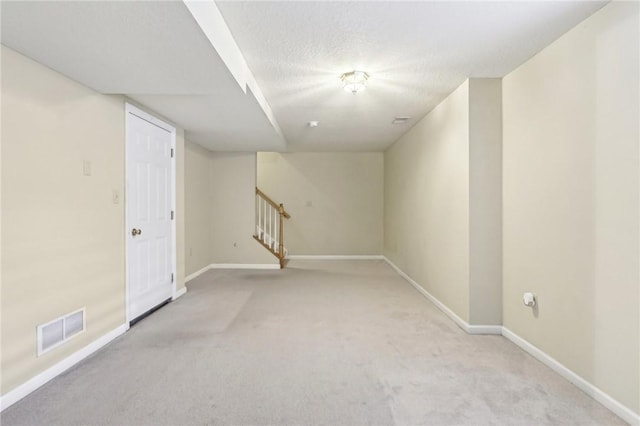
[0,323,128,412]
[185,264,213,283]
[287,255,385,260]
[383,257,500,335]
[502,328,639,425]
[185,263,280,281]
[466,324,503,335]
[383,257,637,424]
[210,263,280,270]
[172,286,187,300]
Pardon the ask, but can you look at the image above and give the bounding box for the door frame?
[124,102,177,326]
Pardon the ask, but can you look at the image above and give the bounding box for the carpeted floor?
[1,260,624,425]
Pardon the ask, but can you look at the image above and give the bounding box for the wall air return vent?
[37,308,85,356]
[392,116,411,125]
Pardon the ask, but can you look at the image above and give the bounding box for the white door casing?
[125,104,176,322]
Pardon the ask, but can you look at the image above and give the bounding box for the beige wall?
[210,152,277,265]
[185,141,213,275]
[1,46,187,397]
[257,152,384,255]
[184,149,277,269]
[469,79,503,325]
[384,79,502,326]
[385,81,471,321]
[503,2,639,414]
[1,46,126,394]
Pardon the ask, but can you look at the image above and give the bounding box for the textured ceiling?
[217,1,607,151]
[1,0,286,151]
[2,1,607,152]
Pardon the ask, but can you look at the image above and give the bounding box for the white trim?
[286,255,385,260]
[185,264,212,283]
[125,103,175,132]
[466,325,503,335]
[210,263,280,270]
[383,257,501,335]
[124,103,177,324]
[0,324,127,412]
[169,121,177,308]
[185,263,280,279]
[502,328,639,425]
[172,287,187,300]
[384,257,470,332]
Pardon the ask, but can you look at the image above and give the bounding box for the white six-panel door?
[126,105,175,322]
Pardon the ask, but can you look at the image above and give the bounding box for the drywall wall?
[185,141,213,275]
[384,79,502,326]
[385,81,471,322]
[1,46,126,394]
[1,46,188,399]
[210,152,277,265]
[502,1,639,414]
[468,79,502,325]
[257,152,384,255]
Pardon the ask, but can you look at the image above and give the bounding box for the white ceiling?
[216,0,606,151]
[1,0,286,151]
[2,1,606,152]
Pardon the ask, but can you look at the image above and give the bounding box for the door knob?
[131,228,142,236]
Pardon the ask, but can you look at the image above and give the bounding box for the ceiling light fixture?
[341,70,369,94]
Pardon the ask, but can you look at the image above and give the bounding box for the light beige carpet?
[1,260,624,425]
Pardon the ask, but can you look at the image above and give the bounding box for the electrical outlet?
[523,292,536,307]
[112,190,120,204]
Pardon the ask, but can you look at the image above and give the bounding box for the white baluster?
[269,205,273,248]
[274,211,278,250]
[262,198,267,242]
[272,206,276,249]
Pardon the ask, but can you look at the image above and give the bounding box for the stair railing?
[254,188,291,268]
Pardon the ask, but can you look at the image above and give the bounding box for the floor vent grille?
[37,308,85,356]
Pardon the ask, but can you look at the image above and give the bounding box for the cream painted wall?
[185,141,213,275]
[257,152,383,256]
[469,79,502,325]
[210,152,277,265]
[1,46,126,394]
[1,46,188,397]
[384,79,502,326]
[503,2,639,414]
[385,81,471,322]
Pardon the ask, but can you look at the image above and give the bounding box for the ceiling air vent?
[392,116,411,125]
[37,308,85,356]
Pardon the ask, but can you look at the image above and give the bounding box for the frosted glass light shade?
[341,70,369,94]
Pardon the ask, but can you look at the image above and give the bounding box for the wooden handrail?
[255,187,291,268]
[256,188,290,218]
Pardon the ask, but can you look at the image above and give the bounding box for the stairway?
[254,188,291,268]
